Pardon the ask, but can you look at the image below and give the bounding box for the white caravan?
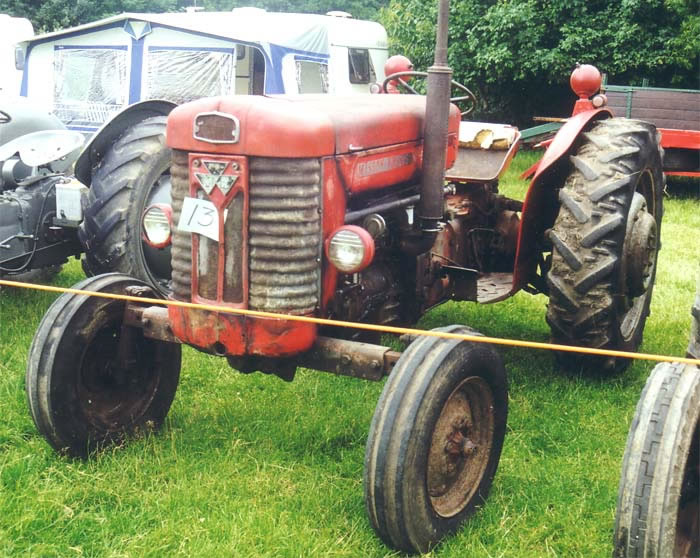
[16,8,389,133]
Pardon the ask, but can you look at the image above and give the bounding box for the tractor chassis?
[122,294,402,382]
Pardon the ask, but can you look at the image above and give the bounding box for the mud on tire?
[546,118,664,372]
[78,116,172,296]
[364,326,508,553]
[26,273,181,458]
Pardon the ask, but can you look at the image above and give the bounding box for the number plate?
[178,197,221,241]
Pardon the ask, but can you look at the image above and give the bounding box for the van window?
[52,46,128,126]
[348,48,376,84]
[296,60,329,93]
[145,47,234,104]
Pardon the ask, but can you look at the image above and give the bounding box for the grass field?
[0,152,698,557]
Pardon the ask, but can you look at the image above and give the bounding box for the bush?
[380,0,700,126]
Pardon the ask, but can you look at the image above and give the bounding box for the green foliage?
[381,0,700,124]
[3,0,389,33]
[223,0,387,21]
[4,0,179,32]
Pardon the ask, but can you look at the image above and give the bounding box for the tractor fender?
[74,99,177,186]
[512,108,612,292]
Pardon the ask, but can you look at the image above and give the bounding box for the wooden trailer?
[521,77,700,179]
[604,83,700,177]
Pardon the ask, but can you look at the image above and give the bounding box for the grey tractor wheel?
[26,273,181,458]
[613,361,700,558]
[688,265,700,360]
[546,118,664,373]
[364,326,508,553]
[78,116,173,296]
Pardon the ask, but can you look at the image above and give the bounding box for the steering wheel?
[382,71,477,117]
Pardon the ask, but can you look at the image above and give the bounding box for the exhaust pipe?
[419,0,452,233]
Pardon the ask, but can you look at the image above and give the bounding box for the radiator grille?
[171,150,192,302]
[171,152,322,315]
[248,157,321,314]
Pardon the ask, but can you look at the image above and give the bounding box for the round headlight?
[142,204,173,248]
[325,225,375,273]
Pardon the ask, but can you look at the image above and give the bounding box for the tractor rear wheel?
[364,326,508,553]
[546,118,664,373]
[78,116,172,296]
[613,361,700,557]
[26,273,181,457]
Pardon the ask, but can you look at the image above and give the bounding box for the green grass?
[0,152,698,557]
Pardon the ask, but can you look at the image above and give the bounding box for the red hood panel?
[167,95,460,157]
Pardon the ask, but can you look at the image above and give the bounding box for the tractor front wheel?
[364,326,508,553]
[26,273,181,457]
[613,361,700,557]
[546,118,664,373]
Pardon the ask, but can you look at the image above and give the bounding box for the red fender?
[511,108,612,292]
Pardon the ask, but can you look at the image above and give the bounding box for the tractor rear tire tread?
[78,116,170,294]
[545,118,664,372]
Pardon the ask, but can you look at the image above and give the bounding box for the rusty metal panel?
[301,336,401,381]
[197,233,218,300]
[123,304,180,344]
[223,192,244,302]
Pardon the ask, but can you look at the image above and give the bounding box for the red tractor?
[25,0,664,552]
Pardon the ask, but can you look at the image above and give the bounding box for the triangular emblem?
[203,161,227,175]
[195,173,219,195]
[195,159,240,196]
[216,175,238,194]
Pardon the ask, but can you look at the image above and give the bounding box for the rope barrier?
[1,278,699,366]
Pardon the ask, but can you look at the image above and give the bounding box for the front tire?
[26,273,181,457]
[78,116,172,296]
[613,361,700,557]
[546,118,664,373]
[688,265,700,359]
[364,326,508,553]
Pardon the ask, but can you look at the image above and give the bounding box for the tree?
[3,0,389,32]
[222,0,387,20]
[380,0,700,125]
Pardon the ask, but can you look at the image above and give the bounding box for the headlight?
[142,204,173,248]
[325,225,375,273]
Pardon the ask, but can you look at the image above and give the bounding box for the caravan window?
[52,46,128,126]
[296,60,329,93]
[144,47,235,104]
[348,48,376,84]
[233,45,265,95]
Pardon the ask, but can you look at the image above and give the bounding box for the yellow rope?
[1,278,699,366]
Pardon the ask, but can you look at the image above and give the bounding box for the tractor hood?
[166,94,461,158]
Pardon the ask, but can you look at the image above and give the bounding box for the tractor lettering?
[357,153,413,177]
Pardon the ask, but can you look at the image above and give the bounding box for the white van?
[0,14,34,95]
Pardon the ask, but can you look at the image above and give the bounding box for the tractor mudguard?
[512,108,612,291]
[74,99,177,186]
